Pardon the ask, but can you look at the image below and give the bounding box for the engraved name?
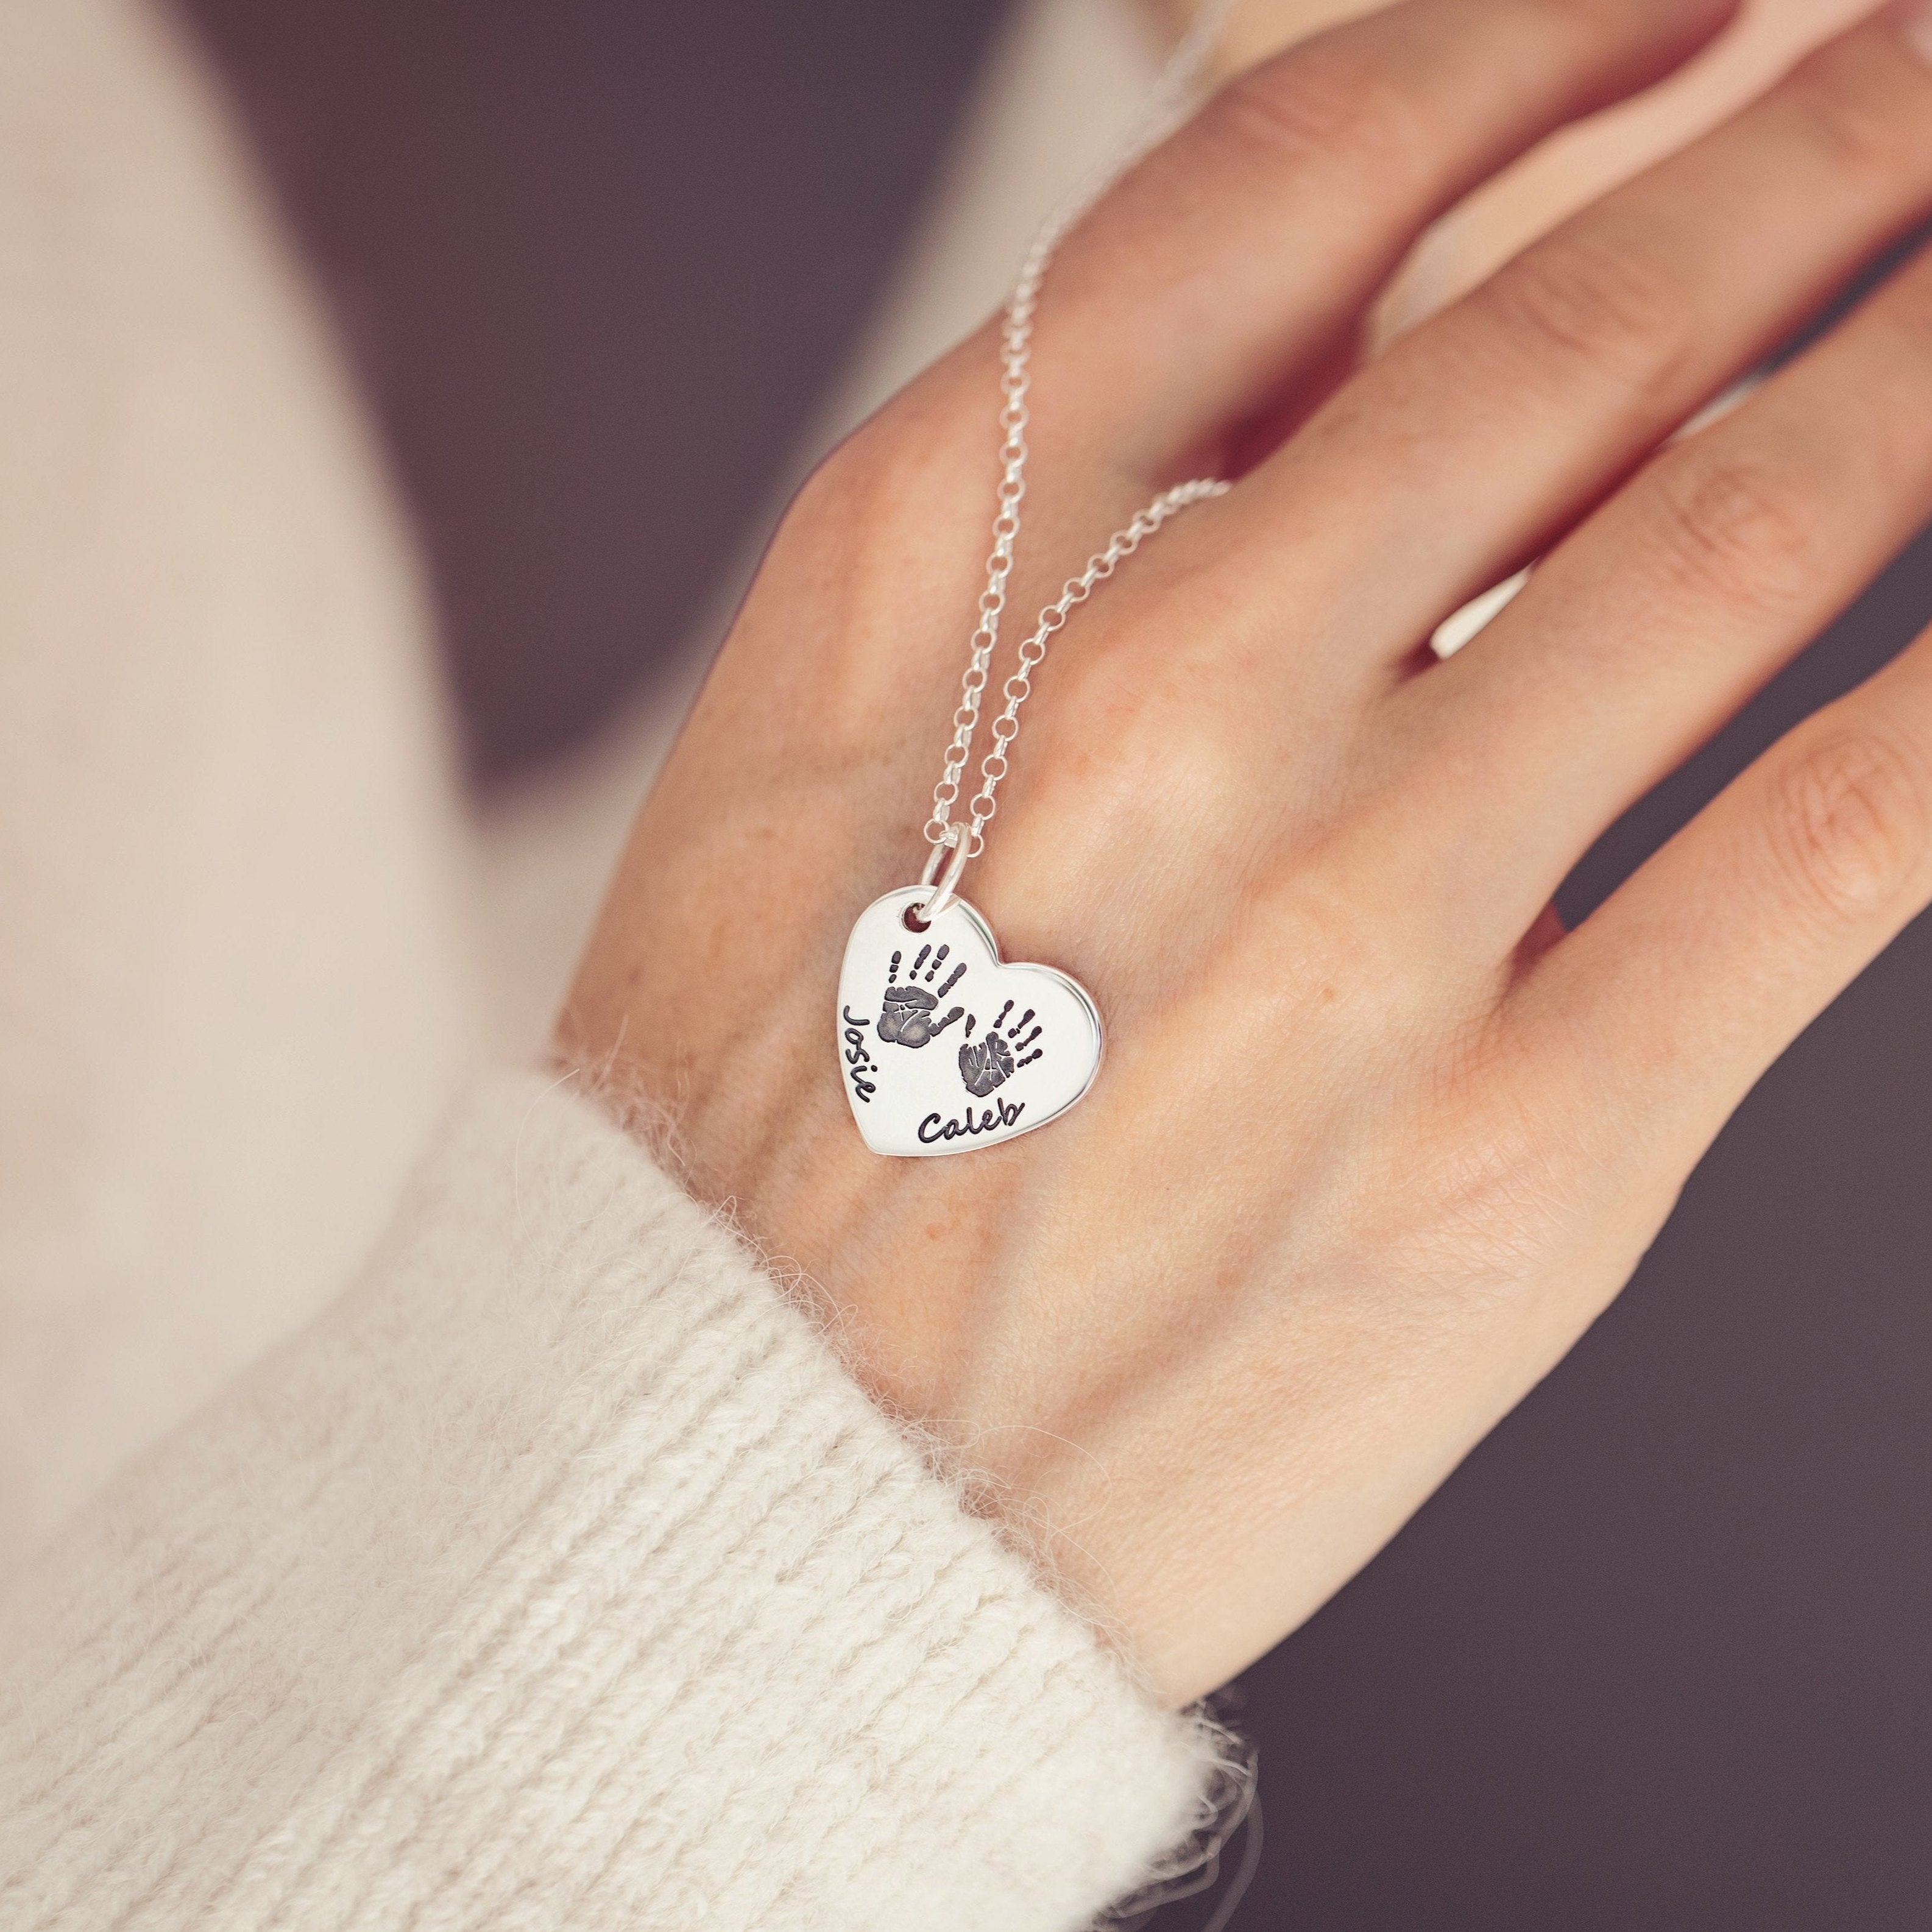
[841,1006,877,1102]
[918,1099,1025,1144]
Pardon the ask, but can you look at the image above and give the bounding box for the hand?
[563,0,1932,1706]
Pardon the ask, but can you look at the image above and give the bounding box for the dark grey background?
[178,4,1932,1923]
[186,0,1005,779]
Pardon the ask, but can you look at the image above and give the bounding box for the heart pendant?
[837,886,1102,1156]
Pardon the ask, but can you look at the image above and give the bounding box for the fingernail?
[1898,0,1932,67]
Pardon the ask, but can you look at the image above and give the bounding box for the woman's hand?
[563,0,1932,1706]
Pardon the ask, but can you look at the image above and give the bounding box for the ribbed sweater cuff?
[0,1072,1223,1931]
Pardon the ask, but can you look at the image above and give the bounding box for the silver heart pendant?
[837,887,1102,1156]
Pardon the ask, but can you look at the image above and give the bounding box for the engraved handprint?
[877,944,968,1048]
[957,999,1044,1097]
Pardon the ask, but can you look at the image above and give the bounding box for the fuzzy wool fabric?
[0,1074,1224,1930]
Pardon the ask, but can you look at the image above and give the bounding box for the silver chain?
[922,0,1242,882]
[961,476,1229,839]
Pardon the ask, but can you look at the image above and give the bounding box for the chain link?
[922,0,1242,869]
[960,476,1228,846]
[920,244,1046,848]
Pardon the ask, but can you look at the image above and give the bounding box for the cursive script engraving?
[841,1006,877,1102]
[918,1098,1026,1144]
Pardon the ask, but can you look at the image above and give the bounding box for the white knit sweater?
[0,1075,1222,1930]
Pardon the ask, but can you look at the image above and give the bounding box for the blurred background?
[168,1,1932,1923]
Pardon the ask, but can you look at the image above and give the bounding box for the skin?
[1159,0,1879,326]
[564,0,1932,1707]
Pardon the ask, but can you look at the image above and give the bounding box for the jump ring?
[916,823,972,924]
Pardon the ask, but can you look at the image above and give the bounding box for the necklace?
[837,4,1239,1158]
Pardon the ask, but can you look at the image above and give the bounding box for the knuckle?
[1473,233,1689,394]
[1768,728,1932,922]
[1209,45,1426,186]
[1640,453,1822,614]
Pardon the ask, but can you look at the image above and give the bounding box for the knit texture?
[0,1074,1220,1930]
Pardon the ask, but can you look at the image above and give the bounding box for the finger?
[1390,192,1932,943]
[1502,613,1932,1172]
[1221,0,1932,670]
[1028,0,1736,481]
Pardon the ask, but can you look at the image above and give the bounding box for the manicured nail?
[1899,0,1932,68]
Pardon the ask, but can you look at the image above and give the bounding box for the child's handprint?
[957,1000,1043,1097]
[877,944,968,1048]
